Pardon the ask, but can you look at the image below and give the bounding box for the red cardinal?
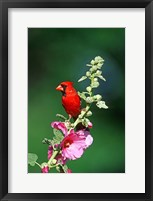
[56,81,81,119]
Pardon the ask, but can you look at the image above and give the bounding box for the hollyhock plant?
[28,56,108,173]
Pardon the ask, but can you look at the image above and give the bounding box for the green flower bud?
[97,63,102,68]
[94,78,98,82]
[95,56,104,63]
[92,65,98,71]
[92,81,99,88]
[93,95,97,101]
[81,110,85,115]
[41,162,48,169]
[86,71,91,77]
[78,114,82,119]
[95,94,102,101]
[82,118,90,127]
[86,97,93,103]
[90,60,95,65]
[52,159,57,165]
[86,86,92,92]
[86,111,92,117]
[95,70,102,76]
[89,68,94,73]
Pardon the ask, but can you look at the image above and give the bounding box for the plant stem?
[73,104,91,128]
[35,161,41,168]
[56,114,67,120]
[50,163,60,168]
[73,71,95,129]
[48,150,58,165]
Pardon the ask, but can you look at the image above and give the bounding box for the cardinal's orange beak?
[56,85,63,91]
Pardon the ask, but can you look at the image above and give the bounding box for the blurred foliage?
[28,28,125,173]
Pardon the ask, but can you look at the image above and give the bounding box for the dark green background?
[28,28,125,173]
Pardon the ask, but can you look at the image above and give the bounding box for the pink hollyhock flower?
[51,121,93,160]
[67,169,72,173]
[48,145,66,165]
[51,121,67,136]
[76,129,93,149]
[41,165,49,173]
[61,132,87,160]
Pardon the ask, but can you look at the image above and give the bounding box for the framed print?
[0,0,153,201]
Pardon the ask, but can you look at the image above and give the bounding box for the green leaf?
[42,138,52,145]
[78,92,86,100]
[28,153,38,166]
[96,101,108,109]
[78,76,87,82]
[98,75,106,81]
[86,64,92,67]
[51,138,59,146]
[53,129,64,140]
[51,129,64,146]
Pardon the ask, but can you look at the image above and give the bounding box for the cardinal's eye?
[60,84,67,96]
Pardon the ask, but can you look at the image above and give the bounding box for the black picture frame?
[0,0,153,200]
